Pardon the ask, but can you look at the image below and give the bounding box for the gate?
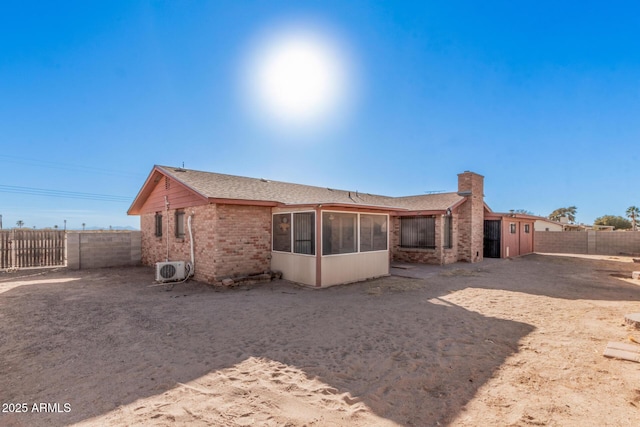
[0,230,66,269]
[484,220,501,258]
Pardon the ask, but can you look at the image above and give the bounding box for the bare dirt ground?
[1,253,639,426]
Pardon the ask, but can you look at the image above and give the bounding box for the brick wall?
[67,231,141,269]
[391,214,442,264]
[213,204,272,278]
[534,231,640,255]
[457,172,484,263]
[391,215,459,265]
[139,203,271,284]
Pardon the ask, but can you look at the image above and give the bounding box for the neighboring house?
[534,218,564,232]
[562,223,615,232]
[535,217,616,232]
[128,166,486,287]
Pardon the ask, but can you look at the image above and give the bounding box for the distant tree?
[82,223,86,231]
[16,220,24,228]
[54,225,58,229]
[549,206,577,223]
[513,209,534,215]
[626,206,640,231]
[594,215,632,230]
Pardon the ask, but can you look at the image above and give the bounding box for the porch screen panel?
[272,214,292,252]
[322,212,357,255]
[400,216,435,248]
[360,214,387,252]
[293,212,315,255]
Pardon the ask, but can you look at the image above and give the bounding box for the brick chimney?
[457,171,484,263]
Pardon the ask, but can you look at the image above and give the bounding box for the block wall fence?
[66,231,142,269]
[534,231,640,255]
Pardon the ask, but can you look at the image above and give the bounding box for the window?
[400,216,435,249]
[524,224,530,233]
[154,212,163,237]
[175,210,185,238]
[272,214,291,252]
[510,223,516,234]
[360,214,387,252]
[273,212,315,254]
[293,212,315,255]
[443,215,453,249]
[323,212,357,255]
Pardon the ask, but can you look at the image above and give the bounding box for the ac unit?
[156,261,186,282]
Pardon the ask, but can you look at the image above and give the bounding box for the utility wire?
[0,154,144,178]
[0,184,131,202]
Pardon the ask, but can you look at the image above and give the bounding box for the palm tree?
[16,220,24,228]
[82,223,86,231]
[627,206,640,231]
[548,206,577,223]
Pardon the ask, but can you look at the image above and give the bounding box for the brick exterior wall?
[457,172,484,263]
[140,203,271,284]
[534,231,640,255]
[391,214,459,265]
[213,204,271,278]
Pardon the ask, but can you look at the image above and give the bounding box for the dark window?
[444,215,453,249]
[400,216,435,249]
[323,212,357,255]
[360,214,387,252]
[272,214,292,252]
[524,224,530,233]
[510,223,516,234]
[155,213,163,237]
[293,212,315,255]
[175,210,185,238]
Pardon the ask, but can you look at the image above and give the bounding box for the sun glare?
[240,21,356,137]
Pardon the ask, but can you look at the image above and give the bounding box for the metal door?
[483,220,501,258]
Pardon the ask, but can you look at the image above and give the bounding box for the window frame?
[322,211,358,256]
[154,212,163,237]
[400,216,436,249]
[443,215,453,249]
[321,211,389,256]
[359,213,388,252]
[175,210,185,238]
[272,211,316,256]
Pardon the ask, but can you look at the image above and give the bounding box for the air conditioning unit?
[156,261,186,282]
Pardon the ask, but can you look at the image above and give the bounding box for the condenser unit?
[155,261,186,282]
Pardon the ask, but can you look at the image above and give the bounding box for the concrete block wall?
[67,231,141,269]
[534,231,640,255]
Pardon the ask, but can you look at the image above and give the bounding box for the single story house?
[534,218,564,232]
[128,166,486,287]
[535,217,615,232]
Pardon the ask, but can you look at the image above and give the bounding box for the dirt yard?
[1,254,639,426]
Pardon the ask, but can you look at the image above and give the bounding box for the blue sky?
[1,1,639,230]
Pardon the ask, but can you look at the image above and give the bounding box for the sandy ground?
[1,253,640,426]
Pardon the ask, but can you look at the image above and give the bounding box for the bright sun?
[241,23,354,134]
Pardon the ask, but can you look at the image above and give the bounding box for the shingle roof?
[153,165,465,211]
